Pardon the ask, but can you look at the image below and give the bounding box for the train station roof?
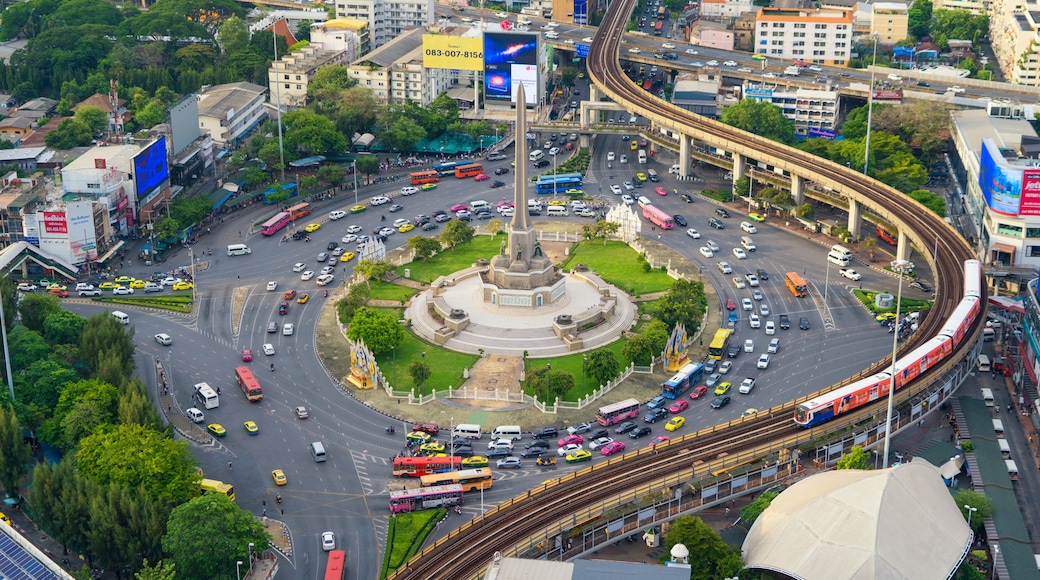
[742,460,971,579]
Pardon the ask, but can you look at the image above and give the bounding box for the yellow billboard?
[423,35,484,71]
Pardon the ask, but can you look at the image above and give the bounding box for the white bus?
[194,382,219,409]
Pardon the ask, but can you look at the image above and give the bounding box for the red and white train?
[795,260,982,427]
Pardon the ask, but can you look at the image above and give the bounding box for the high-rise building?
[754,8,854,66]
[334,0,433,49]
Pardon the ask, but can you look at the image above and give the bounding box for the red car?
[558,434,584,447]
[639,139,648,147]
[278,302,289,315]
[283,289,297,300]
[412,423,440,435]
[726,298,736,311]
[474,173,490,181]
[690,385,709,400]
[669,400,689,413]
[601,441,626,456]
[241,349,253,362]
[654,186,668,196]
[793,60,807,67]
[649,435,670,447]
[450,203,469,213]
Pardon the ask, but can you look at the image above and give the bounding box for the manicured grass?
[560,241,673,296]
[368,281,417,303]
[93,295,192,312]
[381,508,444,579]
[393,236,500,283]
[371,308,479,394]
[638,299,661,317]
[853,290,932,313]
[523,340,629,401]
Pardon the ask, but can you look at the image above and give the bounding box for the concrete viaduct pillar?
[580,133,591,148]
[732,153,746,181]
[791,174,805,206]
[848,199,862,240]
[896,231,912,262]
[679,135,692,177]
[589,85,601,103]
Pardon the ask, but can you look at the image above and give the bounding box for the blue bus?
[433,159,474,176]
[662,362,704,399]
[534,173,583,195]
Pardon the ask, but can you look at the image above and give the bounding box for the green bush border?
[91,294,193,313]
[852,289,932,314]
[381,508,445,579]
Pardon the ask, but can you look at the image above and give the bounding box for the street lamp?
[864,34,879,177]
[421,352,426,387]
[236,561,243,580]
[882,259,914,468]
[352,159,359,205]
[392,346,397,389]
[965,504,978,530]
[582,355,587,398]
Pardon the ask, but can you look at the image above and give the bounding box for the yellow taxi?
[421,183,438,191]
[462,456,489,468]
[406,431,432,444]
[420,441,446,454]
[297,293,310,304]
[635,173,648,182]
[304,223,321,233]
[398,223,415,233]
[715,381,732,396]
[748,213,766,222]
[271,469,287,486]
[565,449,593,463]
[172,281,194,291]
[339,252,356,262]
[115,275,134,284]
[129,279,146,289]
[244,420,259,435]
[350,205,366,214]
[630,140,638,150]
[207,423,226,437]
[99,281,119,289]
[0,512,10,526]
[664,416,685,432]
[547,199,567,206]
[741,408,759,418]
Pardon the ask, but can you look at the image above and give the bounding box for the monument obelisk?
[508,83,535,267]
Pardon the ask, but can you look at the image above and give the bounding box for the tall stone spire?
[511,84,530,231]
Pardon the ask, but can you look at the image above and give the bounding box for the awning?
[991,242,1016,255]
[989,295,1026,314]
[96,240,124,263]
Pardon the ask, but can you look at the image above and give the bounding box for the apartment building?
[754,7,854,66]
[310,18,370,59]
[197,82,268,149]
[742,85,839,138]
[347,27,459,106]
[991,4,1040,86]
[334,0,433,49]
[268,46,350,109]
[871,2,909,45]
[699,0,755,21]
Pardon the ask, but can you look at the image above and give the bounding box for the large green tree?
[583,349,621,388]
[76,424,199,504]
[162,494,269,580]
[43,309,86,345]
[283,109,347,156]
[18,292,62,333]
[39,379,119,451]
[440,220,474,249]
[80,311,136,378]
[720,99,795,144]
[0,405,32,495]
[836,445,870,469]
[663,516,743,577]
[74,104,109,134]
[653,278,708,333]
[407,235,442,261]
[347,307,404,354]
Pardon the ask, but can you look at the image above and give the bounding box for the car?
[388,204,405,215]
[723,60,738,66]
[283,323,294,336]
[601,441,626,455]
[370,196,391,205]
[485,447,512,459]
[629,426,652,439]
[910,280,932,292]
[154,333,173,346]
[686,228,701,240]
[349,204,366,214]
[567,422,592,435]
[765,320,776,335]
[738,298,751,312]
[737,67,752,73]
[749,314,760,328]
[704,359,717,373]
[303,223,321,233]
[745,274,760,287]
[256,342,273,356]
[706,374,720,391]
[609,184,623,195]
[726,298,736,311]
[623,181,634,190]
[497,457,523,469]
[840,268,862,281]
[733,277,746,289]
[733,248,747,260]
[669,400,689,413]
[628,47,641,53]
[727,343,741,358]
[615,421,637,434]
[566,449,593,463]
[16,282,35,292]
[419,183,438,192]
[558,443,583,457]
[329,210,347,221]
[655,186,667,196]
[662,42,676,49]
[127,279,146,289]
[420,441,446,454]
[778,314,791,330]
[664,416,685,432]
[887,73,903,81]
[744,338,755,353]
[267,322,278,334]
[299,270,316,282]
[622,194,635,205]
[760,304,770,316]
[112,286,134,295]
[644,407,668,423]
[461,455,490,468]
[278,302,289,315]
[207,423,226,437]
[398,223,415,233]
[711,395,731,409]
[690,385,709,400]
[588,428,609,441]
[114,275,134,284]
[715,380,732,395]
[316,274,335,286]
[520,446,546,458]
[739,377,756,394]
[647,395,667,409]
[548,147,561,156]
[48,288,69,297]
[527,441,550,453]
[719,360,733,374]
[751,289,763,302]
[686,48,699,54]
[588,436,614,450]
[756,269,769,280]
[718,261,733,274]
[691,61,704,67]
[799,317,810,330]
[473,173,491,182]
[530,426,557,439]
[321,531,335,551]
[399,186,420,196]
[757,353,770,369]
[762,73,777,79]
[243,420,259,435]
[558,434,585,447]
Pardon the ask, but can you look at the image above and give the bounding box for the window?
[1025,227,1040,238]
[794,23,806,28]
[1026,245,1040,256]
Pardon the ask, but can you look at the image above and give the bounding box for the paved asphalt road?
[62,130,919,578]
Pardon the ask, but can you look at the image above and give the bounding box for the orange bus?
[234,366,263,402]
[454,163,483,178]
[410,170,440,185]
[785,272,808,297]
[419,467,493,491]
[287,202,312,220]
[876,223,897,246]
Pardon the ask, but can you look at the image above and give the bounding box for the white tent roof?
[742,460,971,580]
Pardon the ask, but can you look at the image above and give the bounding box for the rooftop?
[952,108,1037,158]
[62,144,140,171]
[198,82,268,120]
[352,27,425,67]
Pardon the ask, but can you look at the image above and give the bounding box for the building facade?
[754,8,854,66]
[334,0,433,49]
[268,46,350,109]
[60,145,140,239]
[991,6,1040,86]
[348,27,461,106]
[197,82,268,149]
[0,173,45,251]
[700,0,754,21]
[310,18,370,59]
[870,2,909,45]
[742,84,839,138]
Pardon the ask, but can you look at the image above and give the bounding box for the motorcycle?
[324,289,328,297]
[385,426,396,434]
[380,214,386,222]
[270,363,275,372]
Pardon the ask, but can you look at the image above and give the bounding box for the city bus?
[876,223,897,246]
[200,478,236,501]
[454,163,484,178]
[419,467,493,491]
[287,202,312,220]
[324,550,346,580]
[433,159,473,175]
[654,21,664,35]
[642,204,675,229]
[260,211,291,236]
[785,272,808,297]
[657,5,666,18]
[707,328,733,360]
[596,398,641,426]
[392,455,462,477]
[234,366,264,402]
[388,484,464,514]
[662,362,704,399]
[410,170,440,185]
[534,173,583,194]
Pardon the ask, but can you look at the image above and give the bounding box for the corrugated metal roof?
[572,559,691,580]
[352,27,424,67]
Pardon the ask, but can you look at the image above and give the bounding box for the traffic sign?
[576,44,590,58]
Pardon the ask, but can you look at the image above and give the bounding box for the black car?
[326,242,337,251]
[615,421,637,434]
[490,181,505,189]
[588,428,608,441]
[673,215,688,227]
[680,193,694,203]
[910,280,932,292]
[711,395,731,409]
[709,217,725,229]
[799,317,810,330]
[756,268,769,281]
[486,447,512,458]
[644,408,668,423]
[526,440,550,450]
[916,80,930,87]
[494,167,510,175]
[433,209,447,216]
[533,159,550,168]
[532,426,558,439]
[779,314,791,329]
[421,222,438,231]
[520,447,546,458]
[629,426,652,438]
[727,343,741,358]
[715,208,730,218]
[453,446,474,457]
[529,208,542,216]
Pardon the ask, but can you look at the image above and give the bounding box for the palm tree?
[863,238,877,262]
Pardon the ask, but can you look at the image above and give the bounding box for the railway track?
[386,2,977,577]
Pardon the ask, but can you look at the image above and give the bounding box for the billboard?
[42,212,67,236]
[169,95,201,155]
[23,213,38,246]
[133,136,170,199]
[484,32,539,105]
[808,128,837,139]
[977,139,1040,216]
[423,35,484,71]
[66,201,98,263]
[872,90,903,100]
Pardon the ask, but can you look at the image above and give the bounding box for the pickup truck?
[839,268,862,281]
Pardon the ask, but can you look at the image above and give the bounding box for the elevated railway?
[387,0,980,577]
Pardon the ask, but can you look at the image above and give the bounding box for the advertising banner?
[872,90,903,100]
[66,201,98,263]
[808,128,837,139]
[979,139,1022,216]
[42,212,67,235]
[1021,169,1040,216]
[23,214,38,246]
[133,136,170,199]
[484,32,539,105]
[422,35,484,71]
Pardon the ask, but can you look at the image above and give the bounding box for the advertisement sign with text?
[42,212,67,235]
[484,32,539,104]
[423,35,484,71]
[979,139,1023,216]
[1021,169,1040,216]
[66,201,98,262]
[871,90,903,100]
[23,214,38,246]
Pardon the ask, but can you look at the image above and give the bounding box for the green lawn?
[372,308,479,394]
[637,299,661,317]
[394,236,500,283]
[560,241,673,296]
[523,340,630,400]
[368,281,417,303]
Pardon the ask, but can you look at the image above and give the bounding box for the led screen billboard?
[484,32,538,105]
[134,136,170,199]
[976,139,1040,216]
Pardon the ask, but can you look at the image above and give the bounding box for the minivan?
[186,408,205,423]
[547,205,570,217]
[226,243,251,256]
[977,354,991,372]
[491,425,523,440]
[311,441,327,462]
[637,196,653,208]
[112,311,130,325]
[740,221,757,234]
[470,200,490,212]
[453,423,482,440]
[826,251,850,267]
[529,150,546,162]
[741,236,757,251]
[830,245,852,259]
[647,169,659,182]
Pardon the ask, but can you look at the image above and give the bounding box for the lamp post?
[882,259,914,468]
[864,35,879,177]
[965,504,978,530]
[582,355,587,399]
[421,351,426,388]
[392,346,397,389]
[236,561,243,580]
[352,159,359,205]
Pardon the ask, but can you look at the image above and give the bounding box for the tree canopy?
[720,99,795,145]
[76,424,200,504]
[346,307,404,354]
[162,494,270,579]
[663,516,743,577]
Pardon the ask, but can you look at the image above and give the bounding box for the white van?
[529,150,545,162]
[227,243,251,256]
[826,250,850,267]
[112,311,130,325]
[637,196,653,208]
[981,387,995,407]
[741,236,757,252]
[638,149,647,164]
[470,200,490,212]
[998,438,1011,458]
[453,423,482,440]
[547,205,569,217]
[629,115,638,123]
[544,30,559,39]
[186,408,205,424]
[977,354,991,372]
[830,245,852,259]
[491,425,523,440]
[983,327,996,342]
[311,441,327,462]
[740,221,757,234]
[669,164,681,175]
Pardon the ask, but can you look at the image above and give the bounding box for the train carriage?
[893,336,954,388]
[937,297,980,347]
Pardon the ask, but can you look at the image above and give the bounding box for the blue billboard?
[979,139,1023,216]
[134,136,170,199]
[484,32,539,105]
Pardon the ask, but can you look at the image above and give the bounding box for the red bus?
[597,398,641,426]
[287,202,312,220]
[876,223,897,246]
[260,212,291,236]
[410,170,440,185]
[642,204,674,229]
[392,455,462,477]
[324,550,346,580]
[234,366,263,402]
[454,163,483,178]
[654,21,664,35]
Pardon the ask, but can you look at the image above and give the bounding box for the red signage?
[42,211,67,234]
[500,19,511,30]
[871,90,903,100]
[94,159,106,169]
[1020,169,1040,216]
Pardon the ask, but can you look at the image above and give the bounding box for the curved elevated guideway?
[386,0,982,577]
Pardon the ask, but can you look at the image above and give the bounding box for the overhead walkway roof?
[0,241,78,280]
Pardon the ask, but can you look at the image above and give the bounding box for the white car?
[706,241,720,252]
[739,377,756,394]
[558,443,583,456]
[400,187,419,196]
[691,61,704,67]
[699,246,714,258]
[620,155,628,164]
[840,268,862,281]
[154,333,173,346]
[607,152,616,161]
[949,86,966,93]
[622,195,635,205]
[582,37,593,42]
[723,60,737,67]
[113,286,134,295]
[263,344,275,355]
[765,321,776,335]
[282,323,294,336]
[341,234,357,244]
[737,67,752,73]
[760,304,771,316]
[887,73,902,81]
[686,228,700,239]
[744,339,754,353]
[706,60,718,66]
[266,281,278,291]
[549,147,561,156]
[346,225,362,234]
[718,261,732,274]
[393,218,410,228]
[742,298,753,311]
[378,227,395,236]
[719,360,733,374]
[762,73,777,79]
[292,262,306,272]
[316,274,335,286]
[321,266,336,275]
[767,338,780,353]
[808,65,823,72]
[752,289,764,301]
[370,196,391,205]
[623,181,634,191]
[610,184,623,195]
[628,47,641,53]
[733,277,746,289]
[461,16,473,22]
[329,210,347,220]
[749,314,761,328]
[496,11,508,17]
[732,248,747,259]
[565,39,575,45]
[662,43,675,49]
[322,531,336,551]
[17,282,36,292]
[301,271,315,281]
[685,48,698,54]
[746,274,760,287]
